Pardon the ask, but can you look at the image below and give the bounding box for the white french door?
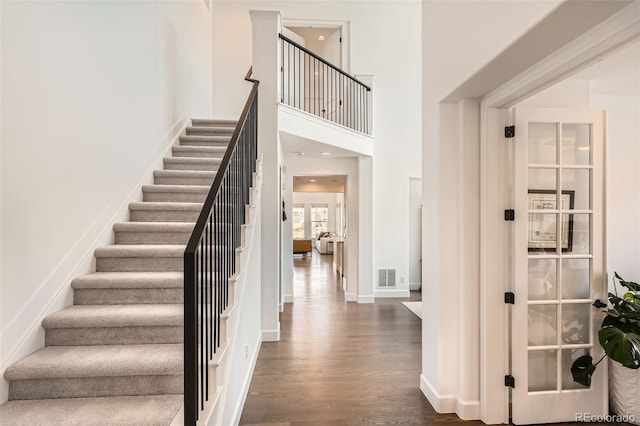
[511,107,607,424]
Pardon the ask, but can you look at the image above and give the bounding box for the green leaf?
[571,355,596,387]
[599,326,640,369]
[615,272,640,292]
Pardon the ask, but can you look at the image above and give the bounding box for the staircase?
[0,119,237,426]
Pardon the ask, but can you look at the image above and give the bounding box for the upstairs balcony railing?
[279,33,371,134]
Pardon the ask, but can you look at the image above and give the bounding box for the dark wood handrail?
[278,33,371,91]
[184,73,259,255]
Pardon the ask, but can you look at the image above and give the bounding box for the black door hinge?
[339,37,342,43]
[504,292,515,304]
[504,209,515,221]
[505,375,515,388]
[505,126,515,138]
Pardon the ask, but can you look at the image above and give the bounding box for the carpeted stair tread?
[129,202,203,211]
[163,157,222,166]
[172,145,227,158]
[4,344,182,380]
[0,395,183,426]
[185,126,235,136]
[94,245,185,258]
[179,135,230,146]
[72,272,184,289]
[163,157,221,172]
[43,304,183,329]
[114,222,195,233]
[191,118,237,127]
[141,184,210,194]
[153,169,217,179]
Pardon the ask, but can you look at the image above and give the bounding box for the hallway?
[239,252,479,425]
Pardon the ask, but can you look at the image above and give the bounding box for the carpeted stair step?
[185,126,235,136]
[191,119,237,127]
[154,170,216,186]
[179,134,230,147]
[95,245,186,272]
[142,185,210,203]
[4,344,183,400]
[129,202,203,222]
[172,145,227,159]
[114,222,195,245]
[163,157,222,171]
[0,395,183,426]
[43,304,183,346]
[72,272,184,305]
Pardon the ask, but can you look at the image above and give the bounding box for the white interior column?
[250,9,281,342]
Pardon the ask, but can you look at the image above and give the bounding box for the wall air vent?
[378,268,397,288]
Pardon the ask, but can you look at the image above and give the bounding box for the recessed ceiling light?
[320,152,331,156]
[310,179,317,182]
[296,151,305,156]
[318,35,325,41]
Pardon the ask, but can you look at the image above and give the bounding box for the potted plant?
[571,272,640,424]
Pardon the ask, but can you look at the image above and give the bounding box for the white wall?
[213,1,421,299]
[593,94,640,287]
[421,0,564,420]
[0,0,212,402]
[291,192,339,239]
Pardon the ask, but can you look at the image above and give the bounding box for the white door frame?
[281,18,350,72]
[479,5,640,424]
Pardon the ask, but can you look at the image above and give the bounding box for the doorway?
[289,175,346,302]
[481,35,640,425]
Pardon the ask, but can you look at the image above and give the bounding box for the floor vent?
[378,268,397,288]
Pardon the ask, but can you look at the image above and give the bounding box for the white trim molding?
[373,289,410,298]
[357,295,374,304]
[262,325,280,342]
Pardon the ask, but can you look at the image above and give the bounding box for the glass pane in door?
[529,168,557,193]
[562,259,590,299]
[563,213,590,255]
[528,213,558,253]
[562,124,591,166]
[528,258,557,300]
[529,123,557,165]
[529,350,558,391]
[562,169,590,211]
[562,349,590,390]
[562,304,590,344]
[528,305,557,346]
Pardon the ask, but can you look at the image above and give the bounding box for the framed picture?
[528,190,575,252]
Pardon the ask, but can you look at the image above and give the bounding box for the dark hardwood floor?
[239,252,625,425]
[239,251,482,425]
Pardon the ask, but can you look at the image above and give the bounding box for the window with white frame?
[311,205,329,238]
[292,205,305,239]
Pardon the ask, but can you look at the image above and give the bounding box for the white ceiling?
[280,132,362,158]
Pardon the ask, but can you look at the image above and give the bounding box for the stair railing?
[279,33,371,134]
[183,68,259,425]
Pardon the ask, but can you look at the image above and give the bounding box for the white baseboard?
[262,325,280,342]
[420,374,456,413]
[419,374,480,420]
[357,295,374,304]
[456,397,481,420]
[0,117,187,403]
[409,283,422,291]
[345,293,357,302]
[282,294,294,303]
[374,288,410,298]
